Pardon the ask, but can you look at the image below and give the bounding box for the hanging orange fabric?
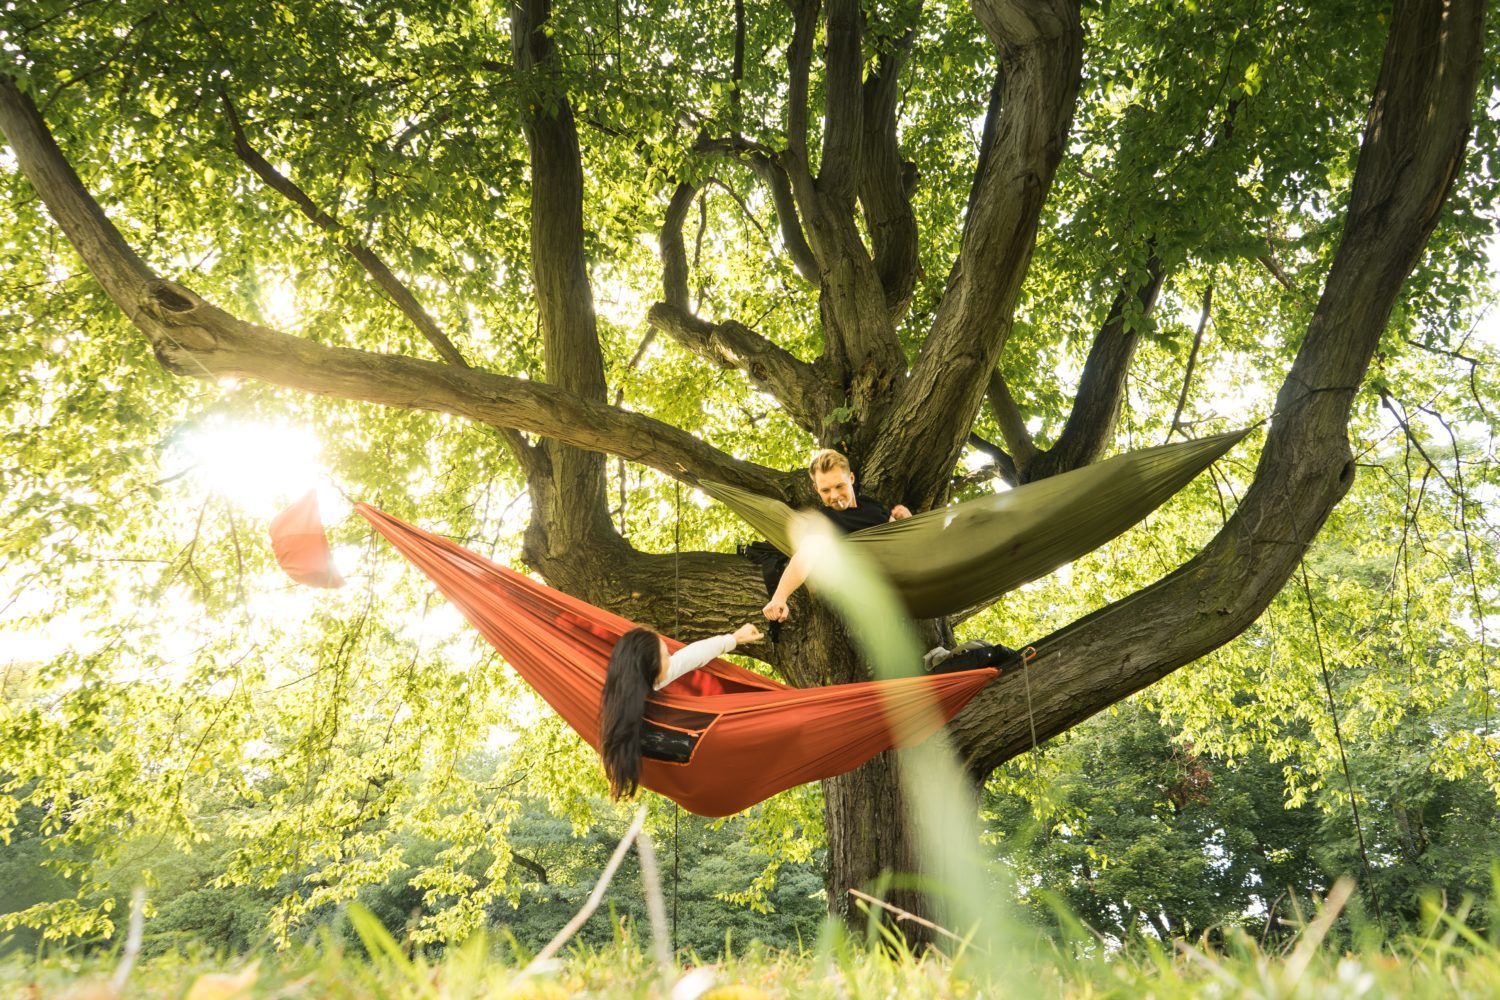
[272,502,998,816]
[268,491,345,588]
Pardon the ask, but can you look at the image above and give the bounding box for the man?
[752,450,1024,675]
[806,448,912,529]
[760,449,911,623]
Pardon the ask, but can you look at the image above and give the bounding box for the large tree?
[0,0,1493,930]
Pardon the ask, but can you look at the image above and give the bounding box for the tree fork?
[858,15,923,321]
[1021,252,1168,482]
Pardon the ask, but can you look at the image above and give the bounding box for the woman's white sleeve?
[655,634,737,690]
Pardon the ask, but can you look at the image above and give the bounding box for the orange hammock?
[272,496,998,817]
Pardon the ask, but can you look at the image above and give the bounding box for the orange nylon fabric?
[349,504,998,817]
[268,491,345,588]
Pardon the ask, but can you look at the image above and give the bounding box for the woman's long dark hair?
[600,627,662,799]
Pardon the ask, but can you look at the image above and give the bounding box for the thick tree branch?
[658,174,775,302]
[798,0,910,412]
[784,0,821,204]
[697,151,904,412]
[511,0,623,574]
[773,0,912,444]
[965,68,1006,224]
[870,0,1082,504]
[511,0,605,406]
[646,302,834,433]
[1023,253,1167,481]
[964,432,1019,487]
[817,0,864,207]
[731,0,746,134]
[510,851,550,883]
[653,171,832,429]
[694,136,820,283]
[220,90,471,370]
[511,0,806,647]
[984,370,1038,470]
[754,158,822,283]
[776,0,907,421]
[0,76,778,497]
[659,181,699,311]
[858,19,922,319]
[950,0,1486,775]
[1001,102,1234,481]
[1166,282,1213,443]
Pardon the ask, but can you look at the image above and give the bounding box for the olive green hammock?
[701,430,1247,620]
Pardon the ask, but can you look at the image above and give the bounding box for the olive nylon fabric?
[300,505,1000,817]
[701,431,1247,619]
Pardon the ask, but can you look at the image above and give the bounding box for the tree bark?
[766,599,949,926]
[510,0,619,581]
[650,178,834,433]
[857,22,923,322]
[824,748,922,928]
[816,0,865,208]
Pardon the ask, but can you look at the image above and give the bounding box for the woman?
[600,622,762,799]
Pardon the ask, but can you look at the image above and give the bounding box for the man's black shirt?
[817,493,892,534]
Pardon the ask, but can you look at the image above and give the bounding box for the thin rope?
[673,479,681,635]
[1017,645,1047,846]
[1019,646,1040,754]
[671,478,682,952]
[672,803,680,952]
[1299,561,1385,926]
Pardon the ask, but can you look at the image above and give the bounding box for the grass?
[5,883,1500,999]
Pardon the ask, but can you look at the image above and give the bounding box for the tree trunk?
[824,751,920,928]
[770,595,953,938]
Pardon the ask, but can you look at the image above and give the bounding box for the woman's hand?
[734,623,765,644]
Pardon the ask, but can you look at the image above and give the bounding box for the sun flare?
[177,419,330,519]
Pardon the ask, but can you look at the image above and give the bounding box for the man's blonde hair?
[808,449,852,480]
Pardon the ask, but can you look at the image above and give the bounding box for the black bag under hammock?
[701,431,1246,619]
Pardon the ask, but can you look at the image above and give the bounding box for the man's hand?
[890,504,912,520]
[763,599,790,622]
[734,623,764,644]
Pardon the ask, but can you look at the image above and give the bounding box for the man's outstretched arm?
[763,548,814,621]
